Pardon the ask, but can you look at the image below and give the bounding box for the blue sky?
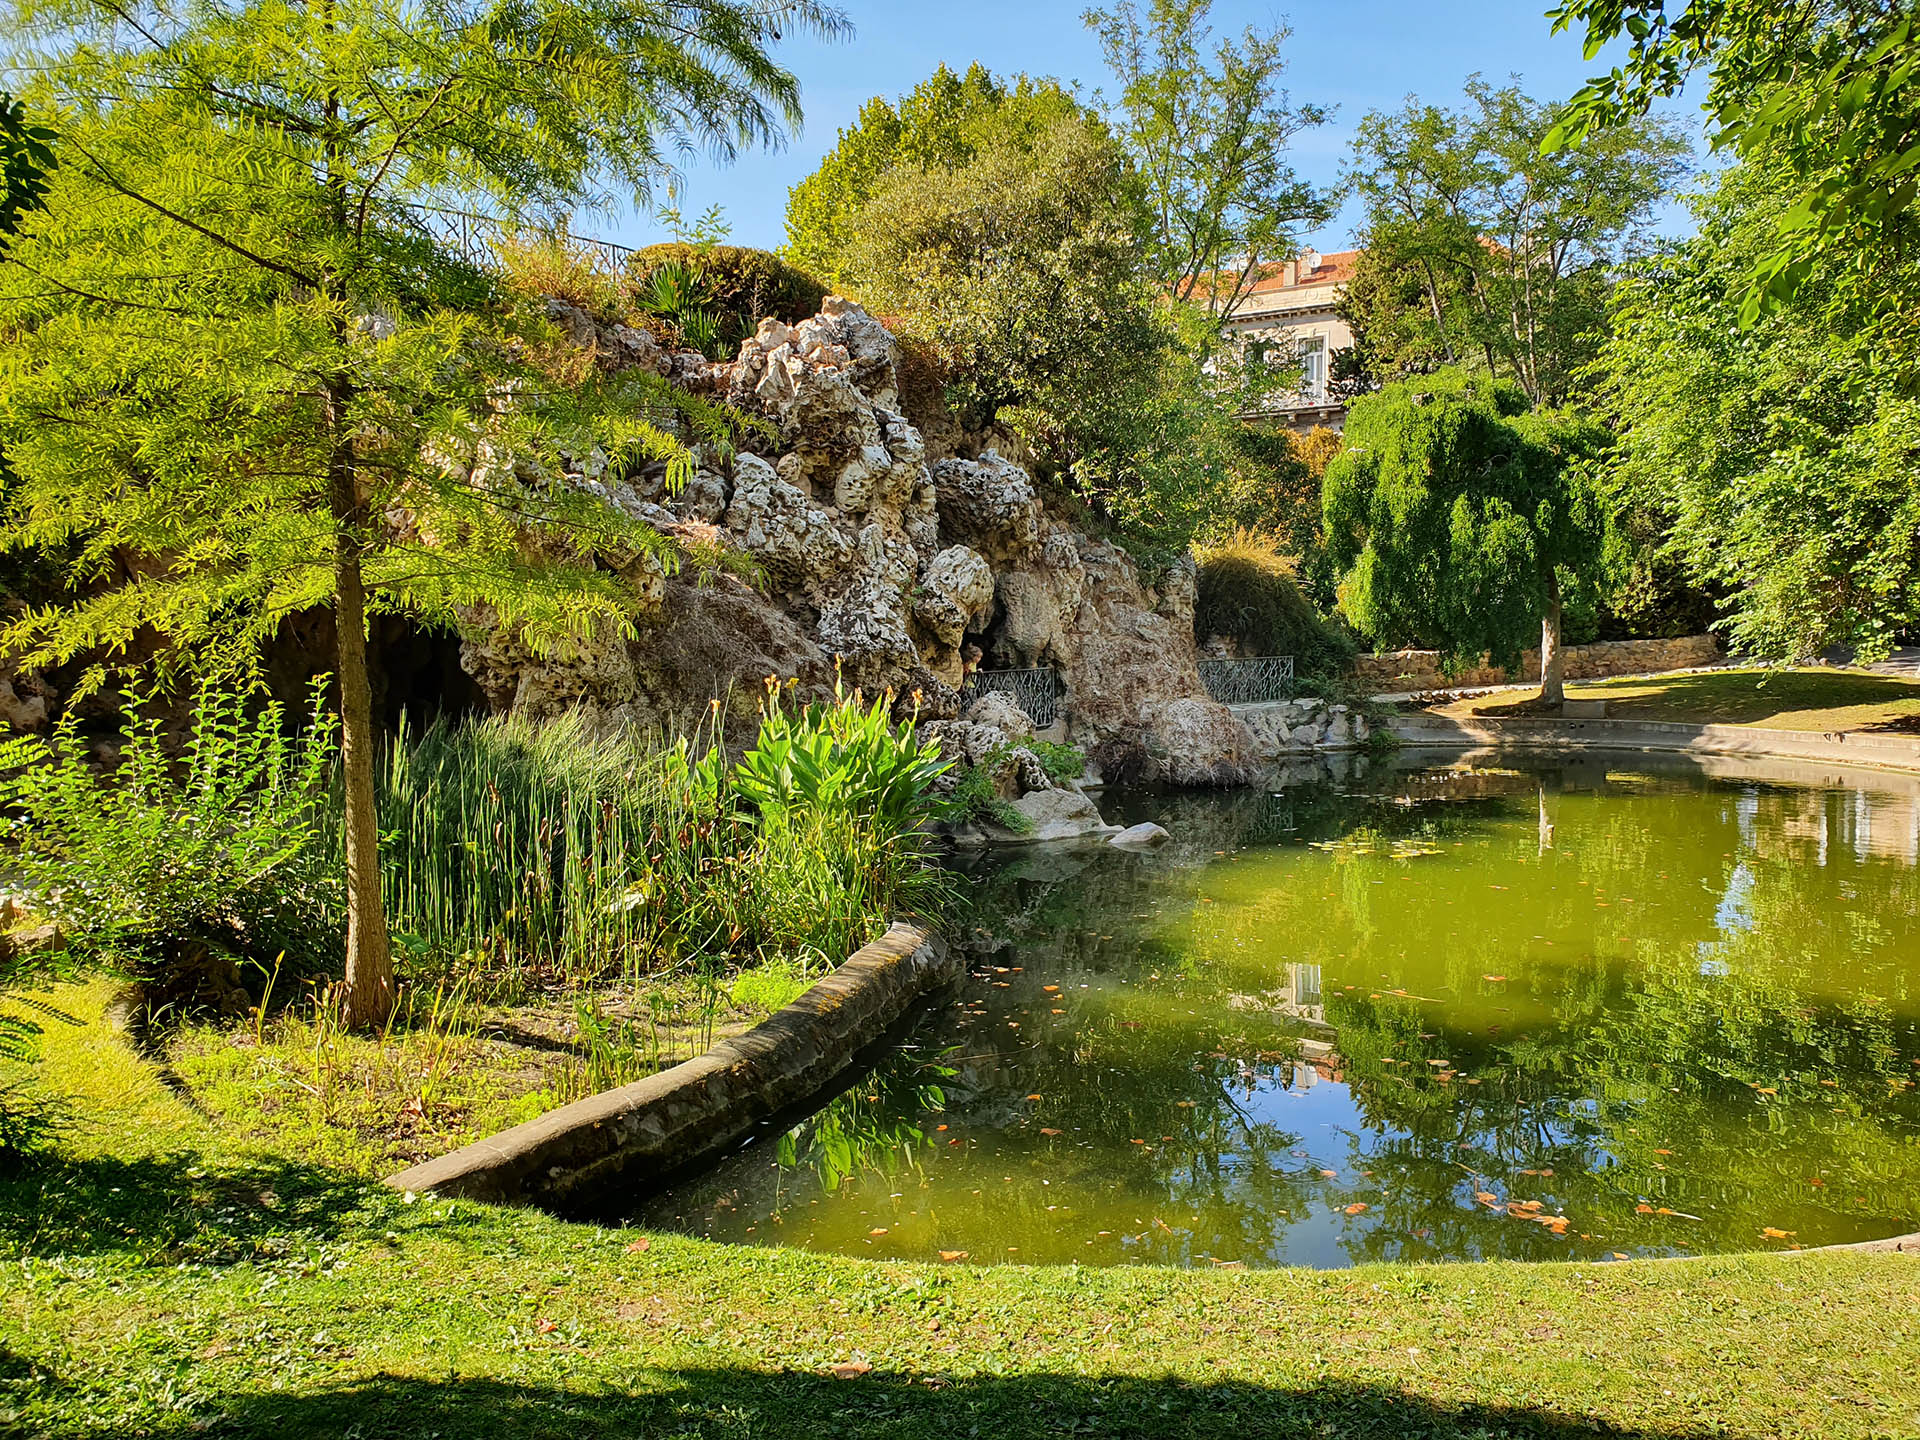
[601,0,1703,254]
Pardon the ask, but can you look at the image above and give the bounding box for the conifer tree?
[0,0,846,1024]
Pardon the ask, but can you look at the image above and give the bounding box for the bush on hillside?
[1194,530,1357,678]
[624,244,827,354]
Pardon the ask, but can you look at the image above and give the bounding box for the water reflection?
[636,754,1920,1267]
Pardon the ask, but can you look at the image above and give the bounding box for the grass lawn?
[3,982,1917,1439]
[1433,666,1920,731]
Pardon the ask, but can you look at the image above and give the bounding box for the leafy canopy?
[1323,369,1610,669]
[1342,77,1688,406]
[783,62,1081,289]
[1590,157,1920,662]
[1084,0,1330,321]
[0,0,843,677]
[1547,0,1920,330]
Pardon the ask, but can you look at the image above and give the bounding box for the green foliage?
[1591,159,1920,662]
[1084,0,1330,321]
[0,680,340,973]
[935,740,1086,833]
[1025,741,1088,786]
[495,229,626,322]
[625,243,827,356]
[0,92,54,247]
[375,692,948,988]
[731,678,949,833]
[784,63,1082,287]
[1342,78,1688,406]
[1323,369,1611,672]
[1547,0,1920,335]
[1193,530,1356,677]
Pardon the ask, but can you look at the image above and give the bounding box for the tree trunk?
[1539,572,1565,708]
[329,415,393,1029]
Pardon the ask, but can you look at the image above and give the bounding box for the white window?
[1298,336,1326,398]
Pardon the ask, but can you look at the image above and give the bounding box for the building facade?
[1221,248,1358,433]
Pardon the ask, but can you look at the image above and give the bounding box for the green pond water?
[636,752,1920,1267]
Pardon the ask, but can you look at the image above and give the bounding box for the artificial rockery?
[456,293,1275,831]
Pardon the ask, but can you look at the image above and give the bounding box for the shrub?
[0,679,341,976]
[731,677,949,832]
[495,229,626,321]
[624,244,827,354]
[1194,529,1358,679]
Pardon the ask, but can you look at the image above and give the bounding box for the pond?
[634,751,1920,1267]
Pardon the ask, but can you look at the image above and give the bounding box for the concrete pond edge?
[1388,713,1920,776]
[384,921,955,1207]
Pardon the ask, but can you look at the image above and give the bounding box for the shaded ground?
[1430,667,1920,731]
[2,981,1917,1438]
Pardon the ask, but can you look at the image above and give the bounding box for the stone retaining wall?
[385,922,954,1207]
[1233,698,1374,758]
[1355,634,1723,693]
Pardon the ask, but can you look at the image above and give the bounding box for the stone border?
[1390,713,1920,776]
[384,922,954,1206]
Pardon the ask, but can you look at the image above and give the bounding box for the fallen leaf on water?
[938,1250,968,1261]
[624,1238,651,1255]
[1654,1148,1672,1156]
[1761,1227,1795,1240]
[1482,974,1507,982]
[1176,1100,1196,1107]
[1319,1169,1338,1179]
[1343,1203,1369,1215]
[1474,1191,1500,1208]
[1611,1251,1629,1260]
[869,1228,888,1236]
[947,1138,962,1146]
[1043,985,1060,992]
[1024,1094,1043,1101]
[536,1319,558,1334]
[1040,1128,1062,1136]
[1635,1204,1654,1214]
[1131,1138,1146,1145]
[936,1124,948,1132]
[830,1361,873,1380]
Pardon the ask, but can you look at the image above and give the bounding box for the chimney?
[1281,258,1297,287]
[1300,247,1321,275]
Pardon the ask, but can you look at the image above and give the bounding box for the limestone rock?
[993,787,1116,844]
[817,573,920,693]
[931,450,1042,561]
[1155,553,1198,631]
[723,453,853,592]
[1108,821,1172,850]
[962,688,1035,741]
[913,545,996,648]
[1140,697,1261,788]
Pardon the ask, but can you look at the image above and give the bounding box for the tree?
[783,63,1080,289]
[1084,0,1330,322]
[1342,77,1687,405]
[1322,369,1609,703]
[0,0,844,1026]
[1546,0,1920,332]
[0,93,54,245]
[1591,157,1920,663]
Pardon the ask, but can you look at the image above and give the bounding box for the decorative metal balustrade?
[1198,655,1296,705]
[961,667,1063,727]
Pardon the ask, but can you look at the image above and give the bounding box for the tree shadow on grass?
[0,1149,374,1263]
[84,1369,1745,1440]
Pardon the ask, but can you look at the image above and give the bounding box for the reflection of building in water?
[1744,784,1920,866]
[1276,962,1324,1023]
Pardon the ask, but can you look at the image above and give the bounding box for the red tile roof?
[1242,249,1360,295]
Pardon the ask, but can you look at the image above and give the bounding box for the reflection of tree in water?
[642,758,1920,1263]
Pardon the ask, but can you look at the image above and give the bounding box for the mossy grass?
[1437,665,1920,731]
[3,979,1916,1439]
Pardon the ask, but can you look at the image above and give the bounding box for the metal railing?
[1198,655,1296,705]
[416,206,639,277]
[961,667,1063,727]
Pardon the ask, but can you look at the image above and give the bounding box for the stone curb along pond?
[384,922,955,1207]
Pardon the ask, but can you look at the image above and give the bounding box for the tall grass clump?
[1194,529,1357,679]
[374,680,951,992]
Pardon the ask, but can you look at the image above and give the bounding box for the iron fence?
[417,206,638,277]
[1198,655,1296,705]
[961,667,1063,727]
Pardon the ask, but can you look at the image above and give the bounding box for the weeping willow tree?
[1322,369,1610,703]
[0,0,848,1025]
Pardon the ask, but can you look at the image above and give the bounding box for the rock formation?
[454,294,1261,789]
